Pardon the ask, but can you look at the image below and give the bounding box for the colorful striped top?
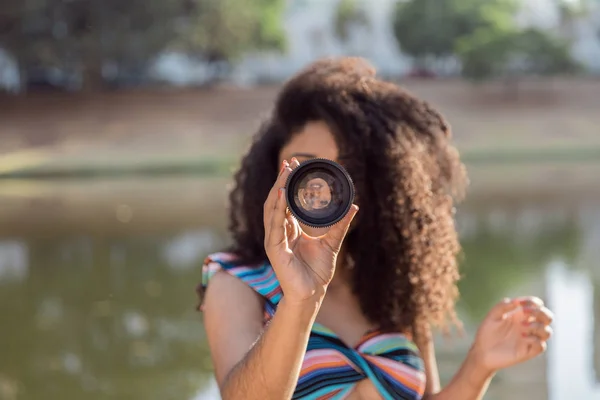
[200,252,427,400]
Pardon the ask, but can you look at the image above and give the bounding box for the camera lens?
[285,159,354,228]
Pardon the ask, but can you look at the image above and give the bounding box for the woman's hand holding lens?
[263,158,358,306]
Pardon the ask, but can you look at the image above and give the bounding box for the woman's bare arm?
[203,158,356,400]
[415,327,441,395]
[418,333,492,400]
[202,270,322,400]
[423,348,493,400]
[424,297,553,400]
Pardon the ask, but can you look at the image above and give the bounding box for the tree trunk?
[81,58,104,92]
[18,63,27,95]
[80,3,105,93]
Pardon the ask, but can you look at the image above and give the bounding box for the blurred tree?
[174,0,286,72]
[179,0,286,85]
[332,0,371,57]
[392,0,520,73]
[333,0,370,43]
[0,0,184,90]
[455,27,516,82]
[456,27,580,95]
[556,0,591,41]
[0,0,286,92]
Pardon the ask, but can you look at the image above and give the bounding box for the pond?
[0,169,598,400]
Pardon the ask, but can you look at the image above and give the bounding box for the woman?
[197,57,553,400]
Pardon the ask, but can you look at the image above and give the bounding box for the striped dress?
[200,252,427,400]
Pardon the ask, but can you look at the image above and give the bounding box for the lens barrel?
[285,158,354,228]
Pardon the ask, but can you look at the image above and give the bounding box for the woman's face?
[278,121,339,237]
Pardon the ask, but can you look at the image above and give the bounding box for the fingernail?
[291,157,298,164]
[278,188,284,199]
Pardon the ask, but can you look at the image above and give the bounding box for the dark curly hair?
[221,57,468,338]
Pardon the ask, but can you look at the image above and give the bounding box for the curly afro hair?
[221,57,468,338]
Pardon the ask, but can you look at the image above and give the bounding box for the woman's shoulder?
[201,251,283,304]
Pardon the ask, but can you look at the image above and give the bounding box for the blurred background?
[0,0,599,399]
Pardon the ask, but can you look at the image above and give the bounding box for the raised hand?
[470,296,554,373]
[263,158,359,305]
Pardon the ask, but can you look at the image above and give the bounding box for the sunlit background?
[0,0,599,399]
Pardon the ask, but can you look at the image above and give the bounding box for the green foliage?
[392,0,519,67]
[456,27,580,81]
[0,0,286,89]
[176,0,286,62]
[392,0,581,80]
[392,0,456,63]
[333,0,370,43]
[517,28,581,74]
[557,0,591,22]
[454,27,519,81]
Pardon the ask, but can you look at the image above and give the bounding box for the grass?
[0,145,598,180]
[0,156,232,179]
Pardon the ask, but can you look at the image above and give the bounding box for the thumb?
[489,298,520,320]
[321,204,359,253]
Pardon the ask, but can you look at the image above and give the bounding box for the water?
[0,173,598,400]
